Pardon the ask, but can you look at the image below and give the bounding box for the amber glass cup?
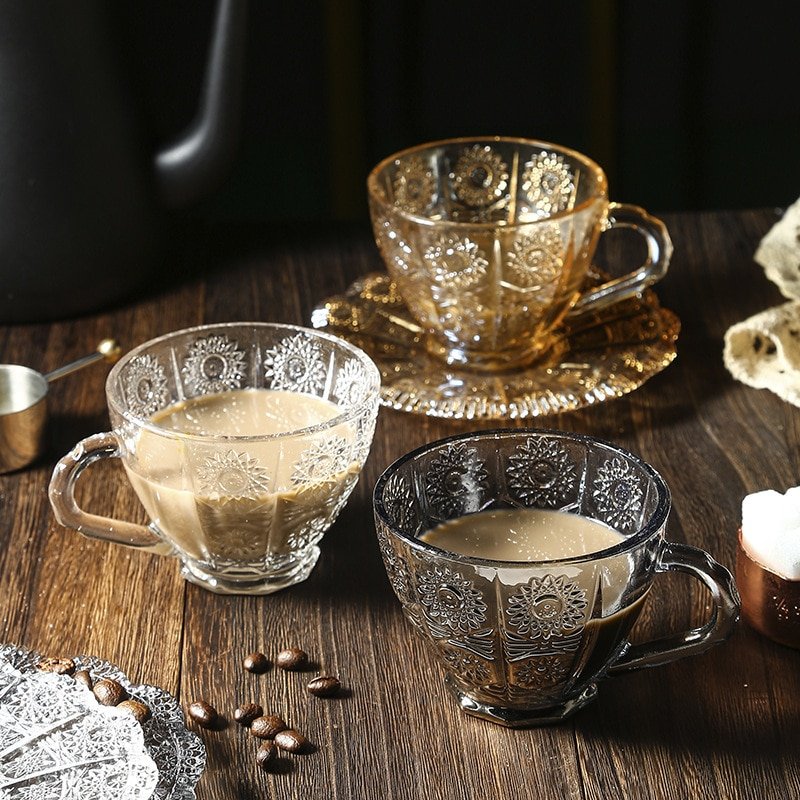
[367,137,673,371]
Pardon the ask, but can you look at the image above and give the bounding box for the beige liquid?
[124,389,359,565]
[421,508,647,692]
[419,508,626,561]
[421,507,639,616]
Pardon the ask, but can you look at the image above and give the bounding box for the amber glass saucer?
[310,270,680,420]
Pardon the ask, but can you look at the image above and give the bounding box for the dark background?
[114,0,800,224]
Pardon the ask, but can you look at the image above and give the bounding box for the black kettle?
[0,0,248,323]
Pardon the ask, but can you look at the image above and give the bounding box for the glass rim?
[373,427,671,568]
[106,321,382,442]
[366,135,609,228]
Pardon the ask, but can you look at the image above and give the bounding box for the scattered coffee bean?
[275,647,308,671]
[233,702,263,727]
[274,729,309,754]
[73,669,93,690]
[93,678,127,706]
[118,699,151,724]
[307,675,341,697]
[250,714,287,740]
[243,652,270,674]
[255,741,278,770]
[187,700,218,728]
[37,657,75,676]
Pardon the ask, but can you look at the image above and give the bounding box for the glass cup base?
[424,333,567,373]
[179,546,321,596]
[444,674,598,727]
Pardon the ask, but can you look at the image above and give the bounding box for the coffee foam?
[741,487,800,580]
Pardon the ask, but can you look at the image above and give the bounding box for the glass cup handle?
[607,542,741,674]
[48,431,171,553]
[568,202,674,317]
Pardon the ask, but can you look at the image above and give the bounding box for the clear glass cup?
[49,322,381,595]
[373,429,740,726]
[367,136,673,371]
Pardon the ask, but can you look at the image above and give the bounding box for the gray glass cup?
[373,429,739,726]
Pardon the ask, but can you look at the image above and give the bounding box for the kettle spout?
[155,0,248,208]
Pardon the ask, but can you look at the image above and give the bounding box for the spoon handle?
[44,339,121,383]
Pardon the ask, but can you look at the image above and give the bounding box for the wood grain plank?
[1,211,798,799]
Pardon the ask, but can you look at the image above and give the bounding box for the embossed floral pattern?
[418,564,488,634]
[334,358,369,407]
[504,225,564,291]
[376,524,413,603]
[381,472,418,533]
[181,334,246,394]
[264,333,326,394]
[291,435,352,484]
[506,574,588,639]
[592,457,644,531]
[197,450,270,499]
[513,654,570,688]
[423,235,488,290]
[522,151,575,215]
[392,155,436,214]
[506,437,577,507]
[441,646,492,685]
[123,354,169,418]
[424,443,488,518]
[451,144,509,207]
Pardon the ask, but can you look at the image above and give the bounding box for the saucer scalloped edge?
[0,644,205,800]
[311,271,680,420]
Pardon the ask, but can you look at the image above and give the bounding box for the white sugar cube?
[741,487,800,580]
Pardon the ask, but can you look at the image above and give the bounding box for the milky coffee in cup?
[49,322,380,595]
[126,388,360,564]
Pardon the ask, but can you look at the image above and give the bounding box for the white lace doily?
[0,645,205,800]
[724,197,800,405]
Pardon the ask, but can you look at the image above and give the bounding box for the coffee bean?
[187,700,218,728]
[274,729,309,754]
[73,669,93,690]
[275,647,308,671]
[250,714,287,739]
[233,702,263,727]
[243,652,270,674]
[93,678,127,706]
[307,675,341,697]
[255,741,277,770]
[118,699,151,724]
[37,657,75,676]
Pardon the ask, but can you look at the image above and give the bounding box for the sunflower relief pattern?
[181,334,246,394]
[264,333,326,394]
[591,456,644,533]
[197,450,270,500]
[291,435,352,485]
[502,224,564,302]
[423,235,488,291]
[506,436,578,508]
[521,150,576,216]
[123,354,170,418]
[391,155,436,214]
[451,144,509,209]
[424,444,489,518]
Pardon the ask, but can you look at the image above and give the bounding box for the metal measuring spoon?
[0,339,121,473]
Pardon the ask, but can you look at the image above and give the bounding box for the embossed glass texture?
[374,430,667,725]
[367,137,672,372]
[311,271,680,420]
[56,323,380,595]
[0,644,205,800]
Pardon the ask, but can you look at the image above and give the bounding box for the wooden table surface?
[1,208,798,800]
